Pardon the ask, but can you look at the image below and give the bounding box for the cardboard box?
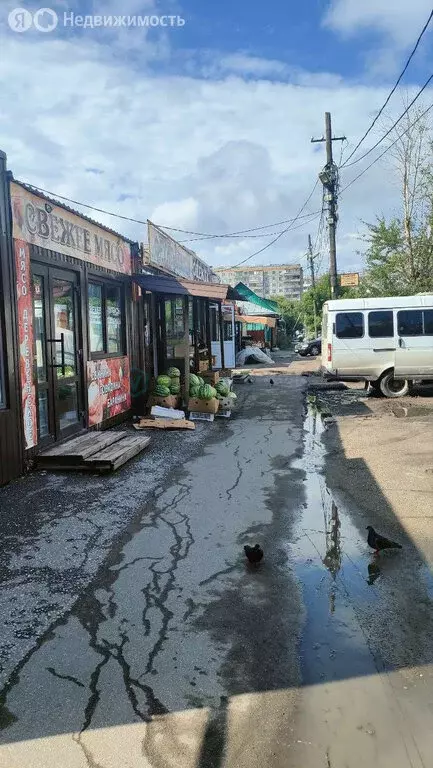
[201,370,220,385]
[218,396,235,410]
[148,395,180,409]
[188,397,219,414]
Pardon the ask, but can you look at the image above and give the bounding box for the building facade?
[215,264,303,301]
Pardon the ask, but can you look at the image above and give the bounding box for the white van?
[321,294,433,398]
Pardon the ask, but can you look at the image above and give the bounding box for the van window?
[424,310,433,335]
[368,310,394,338]
[398,310,423,336]
[335,312,364,339]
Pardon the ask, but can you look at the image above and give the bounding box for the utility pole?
[307,234,318,338]
[311,112,346,299]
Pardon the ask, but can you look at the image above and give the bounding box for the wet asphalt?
[1,369,433,767]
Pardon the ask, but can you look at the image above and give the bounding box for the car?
[321,294,433,398]
[298,337,322,357]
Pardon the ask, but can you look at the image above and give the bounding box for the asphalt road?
[1,372,433,767]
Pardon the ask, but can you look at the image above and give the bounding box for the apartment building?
[215,264,303,300]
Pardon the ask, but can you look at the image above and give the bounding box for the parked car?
[321,294,433,398]
[298,337,322,357]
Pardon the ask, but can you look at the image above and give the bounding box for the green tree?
[361,106,433,296]
[271,296,302,346]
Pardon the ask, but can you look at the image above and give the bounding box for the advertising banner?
[11,182,132,275]
[15,239,37,449]
[147,221,215,282]
[87,356,131,426]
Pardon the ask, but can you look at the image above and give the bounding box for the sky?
[1,0,432,276]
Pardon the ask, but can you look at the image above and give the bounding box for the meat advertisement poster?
[15,239,37,449]
[87,357,131,426]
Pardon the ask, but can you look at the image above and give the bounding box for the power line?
[162,210,320,237]
[342,73,433,169]
[341,8,433,167]
[229,180,320,268]
[18,180,320,243]
[177,211,321,242]
[340,101,433,194]
[178,210,320,243]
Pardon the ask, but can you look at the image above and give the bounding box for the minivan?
[321,294,433,397]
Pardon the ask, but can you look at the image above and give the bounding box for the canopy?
[233,282,279,313]
[133,273,229,300]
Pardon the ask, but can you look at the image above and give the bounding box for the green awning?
[233,282,279,313]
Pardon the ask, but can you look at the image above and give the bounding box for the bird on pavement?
[270,378,274,386]
[244,544,264,564]
[248,377,254,384]
[366,526,402,554]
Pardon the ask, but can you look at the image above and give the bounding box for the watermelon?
[197,376,205,386]
[190,373,200,387]
[189,386,200,398]
[157,375,171,387]
[215,382,229,397]
[228,391,237,401]
[170,382,181,395]
[198,384,217,400]
[154,385,170,397]
[167,367,181,378]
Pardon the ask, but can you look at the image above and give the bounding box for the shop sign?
[147,221,214,282]
[11,182,132,275]
[87,356,131,426]
[339,272,359,287]
[15,239,37,449]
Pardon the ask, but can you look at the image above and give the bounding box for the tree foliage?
[361,107,433,296]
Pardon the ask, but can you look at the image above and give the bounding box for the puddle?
[392,404,433,418]
[289,400,382,685]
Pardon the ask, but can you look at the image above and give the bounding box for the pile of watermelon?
[189,373,217,400]
[153,367,182,398]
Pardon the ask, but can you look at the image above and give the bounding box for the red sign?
[87,357,131,426]
[15,239,37,449]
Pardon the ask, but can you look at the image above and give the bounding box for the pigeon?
[366,526,402,554]
[248,377,254,384]
[270,378,274,386]
[244,544,264,564]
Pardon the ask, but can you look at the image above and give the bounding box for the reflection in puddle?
[290,403,381,685]
[367,562,381,585]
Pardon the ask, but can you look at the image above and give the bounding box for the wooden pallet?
[37,431,151,473]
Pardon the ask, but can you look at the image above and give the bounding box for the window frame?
[397,309,424,337]
[335,311,365,340]
[423,309,433,336]
[88,278,126,360]
[367,310,394,339]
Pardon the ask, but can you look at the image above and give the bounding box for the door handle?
[398,337,403,348]
[48,333,66,376]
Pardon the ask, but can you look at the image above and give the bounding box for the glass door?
[32,265,84,444]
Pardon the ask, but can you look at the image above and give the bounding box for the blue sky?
[1,0,433,271]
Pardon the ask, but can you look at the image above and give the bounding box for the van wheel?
[379,371,410,398]
[310,345,320,356]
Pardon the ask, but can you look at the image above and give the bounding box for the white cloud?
[0,30,428,275]
[151,197,199,229]
[324,0,433,48]
[218,54,289,78]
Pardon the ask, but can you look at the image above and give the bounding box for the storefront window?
[88,281,124,357]
[106,286,122,354]
[165,298,185,359]
[88,283,104,352]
